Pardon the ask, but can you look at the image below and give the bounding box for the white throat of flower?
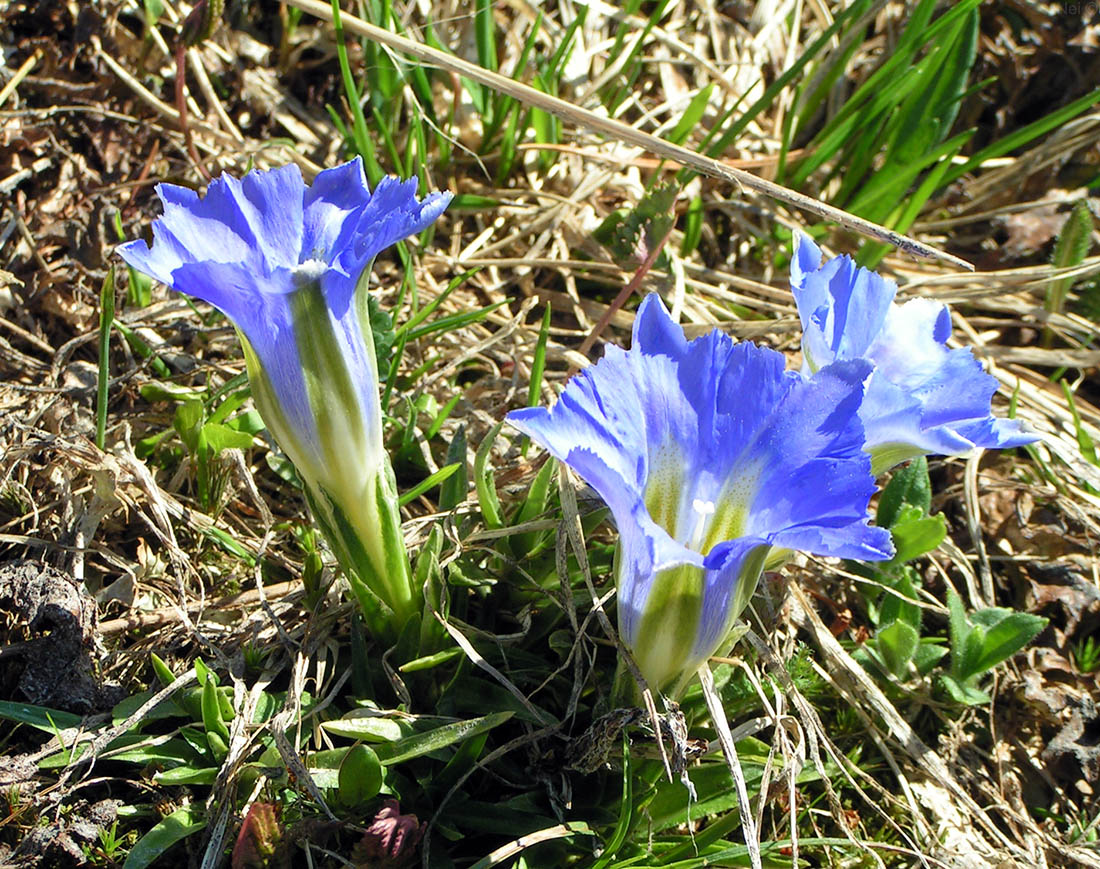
[689,498,715,554]
[293,258,329,285]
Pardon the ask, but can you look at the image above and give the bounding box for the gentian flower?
[791,234,1036,473]
[118,158,451,628]
[508,295,892,695]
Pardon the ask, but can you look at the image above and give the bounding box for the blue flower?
[508,295,892,694]
[119,159,451,627]
[791,234,1037,473]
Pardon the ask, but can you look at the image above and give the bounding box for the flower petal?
[169,260,317,453]
[510,292,892,693]
[301,157,374,260]
[791,236,897,372]
[233,164,305,270]
[507,341,680,516]
[953,416,1036,450]
[692,536,771,660]
[632,292,690,358]
[744,360,894,561]
[861,375,975,459]
[328,177,453,316]
[791,234,1038,464]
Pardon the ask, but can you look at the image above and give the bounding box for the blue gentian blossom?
[119,158,451,627]
[791,234,1036,473]
[508,295,893,694]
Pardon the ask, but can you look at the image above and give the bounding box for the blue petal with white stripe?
[118,158,451,627]
[791,234,1037,472]
[508,294,892,693]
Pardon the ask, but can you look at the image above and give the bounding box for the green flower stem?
[243,279,418,634]
[306,463,416,632]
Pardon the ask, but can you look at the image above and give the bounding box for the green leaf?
[406,300,509,343]
[143,0,164,24]
[680,194,704,257]
[430,727,491,796]
[113,320,168,376]
[122,805,206,869]
[946,588,971,671]
[103,737,204,769]
[205,730,228,763]
[877,456,932,528]
[939,673,990,706]
[969,611,1048,676]
[193,658,213,685]
[885,5,977,167]
[448,194,502,209]
[398,462,462,508]
[790,0,982,189]
[594,182,677,264]
[1061,382,1099,472]
[415,523,446,651]
[138,382,205,404]
[399,647,463,673]
[439,425,468,510]
[474,422,504,529]
[0,701,82,733]
[888,507,947,564]
[509,454,556,558]
[878,567,921,631]
[368,293,396,379]
[338,744,383,806]
[847,129,973,221]
[372,712,513,765]
[590,732,632,869]
[111,691,182,728]
[958,620,988,682]
[320,713,415,742]
[474,0,498,73]
[647,745,774,831]
[201,673,230,758]
[150,653,177,688]
[943,86,1100,188]
[96,267,115,450]
[668,84,713,145]
[173,400,204,454]
[199,421,254,454]
[526,305,553,411]
[913,642,949,676]
[154,766,219,786]
[1047,200,1094,318]
[876,621,920,679]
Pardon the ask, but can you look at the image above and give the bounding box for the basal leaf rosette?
[119,158,451,629]
[791,234,1037,473]
[508,295,893,695]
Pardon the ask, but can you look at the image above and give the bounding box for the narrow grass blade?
[1044,201,1094,347]
[398,462,462,507]
[590,732,633,869]
[0,700,82,732]
[942,86,1100,186]
[330,0,375,175]
[526,305,552,409]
